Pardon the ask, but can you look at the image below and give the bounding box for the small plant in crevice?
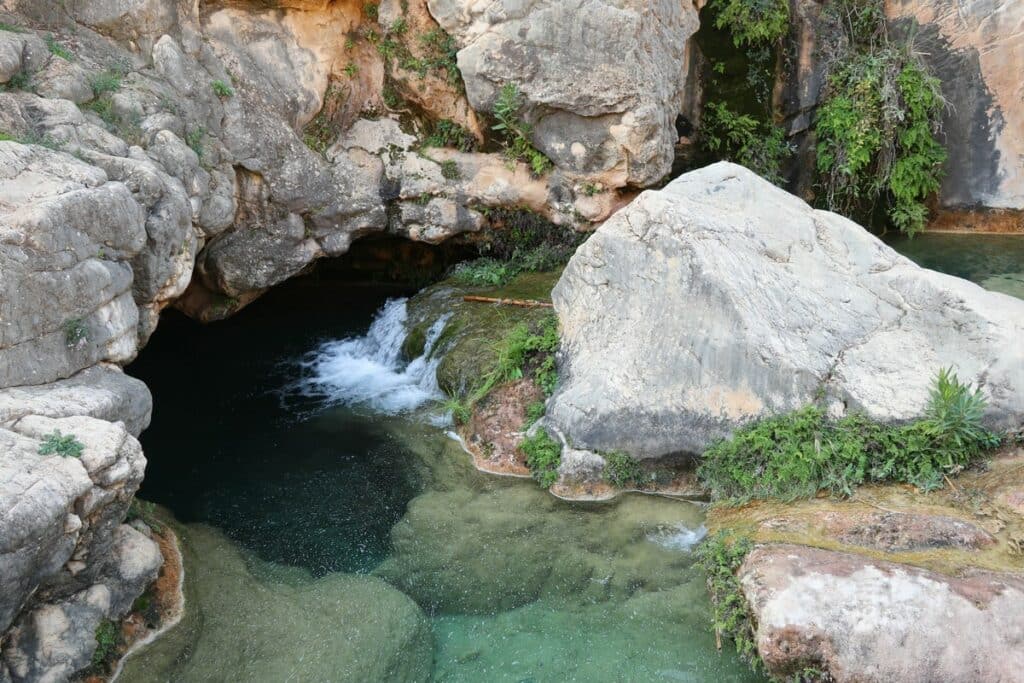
[38,430,85,458]
[126,498,163,532]
[695,531,760,670]
[422,118,476,152]
[492,82,552,177]
[91,619,119,669]
[45,34,73,61]
[64,317,89,349]
[520,427,561,489]
[211,79,234,98]
[525,400,546,427]
[343,62,359,78]
[697,368,1002,503]
[602,451,644,488]
[2,70,31,92]
[303,83,348,155]
[89,69,122,98]
[440,158,460,180]
[700,101,793,184]
[185,127,206,160]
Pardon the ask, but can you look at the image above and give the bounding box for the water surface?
[887,232,1024,299]
[123,279,761,682]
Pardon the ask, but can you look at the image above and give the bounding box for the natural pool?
[120,279,761,682]
[886,232,1024,299]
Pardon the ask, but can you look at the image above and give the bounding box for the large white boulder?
[548,162,1024,459]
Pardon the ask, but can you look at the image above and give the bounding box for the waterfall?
[296,299,450,414]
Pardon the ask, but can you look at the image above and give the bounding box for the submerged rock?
[739,543,1024,682]
[117,524,433,683]
[548,162,1024,460]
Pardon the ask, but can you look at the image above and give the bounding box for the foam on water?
[296,299,449,414]
[648,522,708,552]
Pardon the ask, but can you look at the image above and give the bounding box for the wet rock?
[739,544,1024,682]
[824,511,994,552]
[548,162,1024,459]
[116,524,433,683]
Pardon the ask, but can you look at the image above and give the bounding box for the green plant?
[701,101,792,184]
[3,70,30,91]
[439,158,460,180]
[344,62,359,78]
[64,318,88,348]
[126,498,163,531]
[602,451,644,488]
[492,83,552,176]
[526,401,546,426]
[443,394,471,424]
[521,428,561,488]
[38,430,84,458]
[449,258,513,287]
[45,34,73,61]
[0,22,24,33]
[814,0,946,236]
[695,532,759,669]
[418,28,460,85]
[422,118,476,152]
[389,18,407,35]
[0,132,15,141]
[91,619,118,668]
[706,0,790,47]
[211,79,234,97]
[364,2,378,20]
[83,96,116,126]
[303,84,347,155]
[697,368,1001,503]
[185,127,205,159]
[89,69,122,97]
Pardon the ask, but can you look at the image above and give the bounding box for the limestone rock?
[548,162,1024,459]
[428,0,701,187]
[0,142,145,387]
[0,365,152,437]
[0,415,146,634]
[739,544,1024,682]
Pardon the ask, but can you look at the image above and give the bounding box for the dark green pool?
[886,232,1024,299]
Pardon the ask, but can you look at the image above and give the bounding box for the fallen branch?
[462,295,554,308]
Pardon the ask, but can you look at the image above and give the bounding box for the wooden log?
[462,295,554,308]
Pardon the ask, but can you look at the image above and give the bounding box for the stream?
[119,280,760,682]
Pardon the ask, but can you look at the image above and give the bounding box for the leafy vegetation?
[521,428,561,488]
[0,22,24,32]
[422,118,476,151]
[602,451,644,488]
[38,430,84,458]
[695,532,759,669]
[211,79,234,98]
[701,101,792,184]
[303,83,347,155]
[91,619,118,668]
[492,83,552,177]
[126,498,163,532]
[449,207,583,287]
[89,69,122,97]
[45,34,73,61]
[440,158,460,180]
[185,127,205,160]
[815,0,946,236]
[64,317,89,348]
[706,0,790,47]
[2,70,30,92]
[376,22,462,87]
[698,368,1002,503]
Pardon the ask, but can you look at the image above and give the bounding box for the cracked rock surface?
[548,162,1024,459]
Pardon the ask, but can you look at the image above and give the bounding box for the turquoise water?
[886,232,1024,299]
[121,280,761,683]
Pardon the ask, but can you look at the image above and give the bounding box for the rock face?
[886,0,1024,211]
[548,162,1024,459]
[739,544,1024,682]
[428,0,702,187]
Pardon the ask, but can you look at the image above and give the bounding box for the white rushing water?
[647,523,708,552]
[297,299,450,414]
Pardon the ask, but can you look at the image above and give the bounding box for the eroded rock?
[739,544,1024,682]
[548,162,1024,459]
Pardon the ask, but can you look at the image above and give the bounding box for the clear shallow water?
[122,280,762,682]
[886,232,1024,299]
